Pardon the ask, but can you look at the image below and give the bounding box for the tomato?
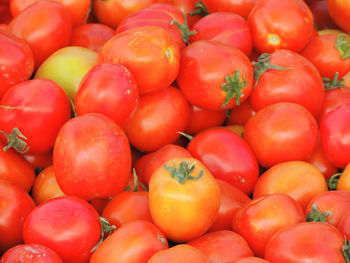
[337,163,350,191]
[122,86,190,152]
[35,46,97,100]
[0,30,34,98]
[148,244,210,263]
[185,127,259,195]
[0,78,71,154]
[177,40,253,110]
[149,157,220,242]
[0,180,35,254]
[53,113,131,200]
[93,0,154,29]
[9,1,72,68]
[98,26,180,94]
[90,220,168,263]
[253,161,328,209]
[309,0,338,30]
[327,0,350,33]
[75,62,139,125]
[225,100,255,126]
[187,230,254,263]
[22,150,53,170]
[208,179,251,232]
[10,0,91,27]
[0,243,63,263]
[70,23,115,52]
[23,196,101,263]
[0,3,11,24]
[249,50,324,117]
[235,258,270,263]
[201,0,259,19]
[248,0,313,53]
[265,222,346,262]
[31,166,65,205]
[233,193,305,258]
[189,12,253,56]
[244,103,318,168]
[337,210,350,241]
[320,103,350,168]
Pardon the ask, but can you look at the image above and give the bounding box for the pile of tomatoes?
[1,0,350,262]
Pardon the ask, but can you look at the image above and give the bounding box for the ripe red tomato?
[98,26,180,94]
[327,0,350,33]
[244,102,318,168]
[201,0,259,19]
[75,62,139,125]
[248,0,313,53]
[53,113,131,200]
[0,30,34,98]
[23,196,101,263]
[8,1,72,68]
[177,40,253,110]
[90,220,168,263]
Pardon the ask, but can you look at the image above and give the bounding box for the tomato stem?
[128,168,148,192]
[171,8,197,45]
[176,131,194,141]
[164,161,203,184]
[0,128,29,153]
[189,0,209,17]
[342,236,350,263]
[221,70,247,108]
[323,72,344,90]
[327,172,342,190]
[91,217,116,253]
[305,204,332,223]
[335,34,350,60]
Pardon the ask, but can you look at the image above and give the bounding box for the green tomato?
[35,46,97,100]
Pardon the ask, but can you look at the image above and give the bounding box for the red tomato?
[9,1,72,68]
[320,103,350,168]
[98,26,180,94]
[90,220,168,263]
[187,230,254,263]
[0,244,63,263]
[23,196,101,263]
[148,244,210,263]
[309,0,338,30]
[253,161,328,209]
[0,3,11,24]
[70,23,115,52]
[235,258,270,263]
[149,157,220,242]
[249,50,324,117]
[0,30,34,98]
[189,12,253,56]
[265,222,346,262]
[122,86,190,152]
[53,113,131,200]
[0,180,35,254]
[22,150,53,170]
[0,78,71,154]
[327,0,350,33]
[244,103,318,168]
[75,62,139,125]
[248,0,313,53]
[186,127,259,195]
[201,0,259,19]
[337,210,350,241]
[225,100,255,126]
[233,193,305,258]
[177,40,253,110]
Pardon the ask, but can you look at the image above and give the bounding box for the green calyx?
[91,217,116,252]
[335,34,350,60]
[327,172,342,190]
[125,168,148,192]
[189,0,209,17]
[306,204,332,223]
[171,8,197,45]
[343,236,350,263]
[0,127,29,153]
[323,72,344,90]
[252,53,291,88]
[221,70,247,108]
[164,161,203,184]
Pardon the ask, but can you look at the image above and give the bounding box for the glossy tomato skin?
[0,78,71,154]
[0,30,34,98]
[90,220,168,263]
[186,127,259,195]
[177,40,253,110]
[233,193,305,258]
[187,230,254,263]
[9,1,72,68]
[327,0,350,33]
[189,12,253,56]
[0,180,35,254]
[202,0,259,19]
[320,103,350,168]
[249,50,324,117]
[248,0,313,53]
[244,103,318,168]
[265,222,346,263]
[0,243,63,263]
[75,62,139,125]
[149,157,220,242]
[253,161,328,209]
[122,86,190,153]
[23,196,101,263]
[53,113,132,200]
